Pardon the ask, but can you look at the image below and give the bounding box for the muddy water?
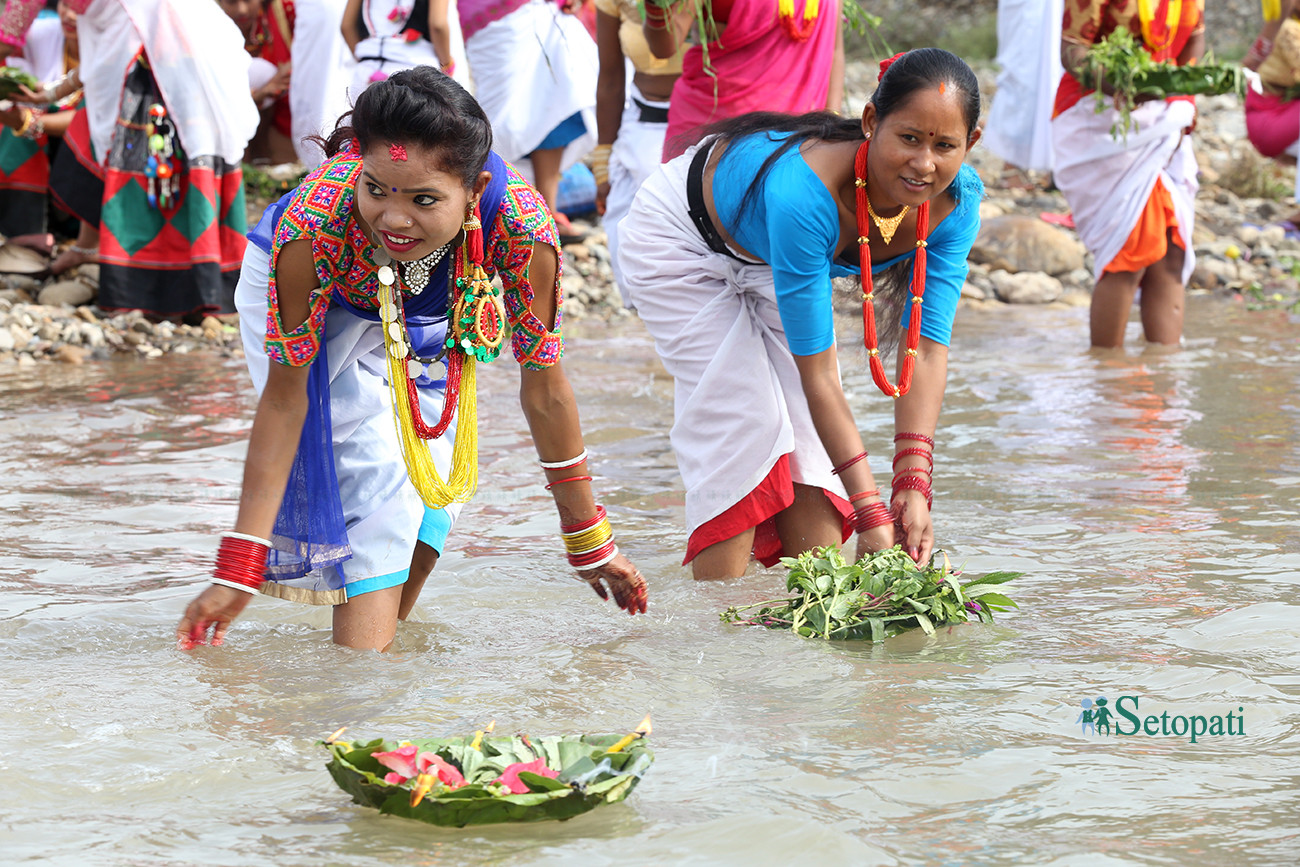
[2,297,1298,865]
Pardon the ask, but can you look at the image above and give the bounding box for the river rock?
[38,279,95,307]
[970,215,1086,275]
[53,344,87,364]
[0,327,12,352]
[989,270,1064,304]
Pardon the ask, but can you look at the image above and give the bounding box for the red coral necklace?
[855,138,930,399]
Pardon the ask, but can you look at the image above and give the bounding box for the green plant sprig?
[720,545,1020,642]
[1081,29,1244,140]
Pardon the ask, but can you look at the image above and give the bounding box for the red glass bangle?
[851,501,893,533]
[561,504,607,535]
[568,539,618,570]
[644,2,671,27]
[892,446,934,470]
[848,489,880,503]
[893,432,935,449]
[211,533,270,592]
[831,450,869,476]
[893,467,932,480]
[545,475,593,490]
[891,475,933,508]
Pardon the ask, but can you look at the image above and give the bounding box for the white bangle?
[538,449,588,470]
[573,544,620,572]
[211,576,261,595]
[221,530,274,547]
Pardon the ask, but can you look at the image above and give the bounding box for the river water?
[2,296,1298,865]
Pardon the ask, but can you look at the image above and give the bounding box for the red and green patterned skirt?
[50,58,248,318]
[0,124,52,238]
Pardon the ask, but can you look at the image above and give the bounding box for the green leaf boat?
[322,728,653,827]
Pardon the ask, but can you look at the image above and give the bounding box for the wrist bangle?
[440,59,456,75]
[893,431,935,449]
[211,531,271,593]
[13,108,33,139]
[850,501,893,533]
[539,449,588,469]
[831,450,868,476]
[545,474,593,490]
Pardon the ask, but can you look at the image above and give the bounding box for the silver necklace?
[400,244,450,294]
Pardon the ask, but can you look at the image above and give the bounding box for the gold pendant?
[866,197,909,245]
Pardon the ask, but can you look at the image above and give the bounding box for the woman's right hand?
[595,181,610,215]
[577,552,648,615]
[176,585,254,649]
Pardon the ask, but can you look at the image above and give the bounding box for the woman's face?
[56,1,77,37]
[861,86,979,211]
[218,0,265,39]
[355,143,480,262]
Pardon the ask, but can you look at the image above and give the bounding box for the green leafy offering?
[322,731,653,827]
[0,66,40,100]
[720,546,1020,642]
[1081,29,1243,138]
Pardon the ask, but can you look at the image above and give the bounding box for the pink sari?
[662,0,838,159]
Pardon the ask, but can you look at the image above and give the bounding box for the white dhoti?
[983,0,1063,172]
[1052,98,1198,282]
[235,242,462,604]
[605,83,670,306]
[464,0,597,175]
[618,148,846,545]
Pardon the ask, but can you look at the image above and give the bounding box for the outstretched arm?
[516,242,648,614]
[175,241,317,647]
[890,337,947,565]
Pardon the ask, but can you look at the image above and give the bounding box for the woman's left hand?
[891,489,934,565]
[577,552,648,615]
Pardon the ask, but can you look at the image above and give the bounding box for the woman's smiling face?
[862,86,978,211]
[354,142,481,261]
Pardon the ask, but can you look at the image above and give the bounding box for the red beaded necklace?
[854,138,930,399]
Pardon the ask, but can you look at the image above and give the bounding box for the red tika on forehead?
[389,143,408,162]
[939,81,946,94]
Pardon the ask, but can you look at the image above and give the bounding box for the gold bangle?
[13,108,33,138]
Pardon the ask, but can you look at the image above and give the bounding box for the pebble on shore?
[2,68,1297,365]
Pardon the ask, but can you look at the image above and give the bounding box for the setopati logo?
[1075,695,1246,743]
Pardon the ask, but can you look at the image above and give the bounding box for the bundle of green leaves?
[0,67,39,100]
[721,545,1019,641]
[1081,29,1243,138]
[323,731,653,827]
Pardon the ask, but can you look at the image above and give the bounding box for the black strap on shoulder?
[686,143,753,264]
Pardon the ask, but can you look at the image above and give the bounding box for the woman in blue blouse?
[619,48,983,579]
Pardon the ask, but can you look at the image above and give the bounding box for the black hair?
[871,47,981,137]
[314,67,492,188]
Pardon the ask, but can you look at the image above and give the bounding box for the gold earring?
[463,204,481,231]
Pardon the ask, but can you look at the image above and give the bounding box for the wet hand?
[577,553,647,615]
[891,489,934,565]
[176,584,253,649]
[854,522,895,560]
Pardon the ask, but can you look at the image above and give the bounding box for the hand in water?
[891,490,934,565]
[175,584,253,649]
[577,553,648,615]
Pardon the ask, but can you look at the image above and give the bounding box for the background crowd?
[0,0,1295,335]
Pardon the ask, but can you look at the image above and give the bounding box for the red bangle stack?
[211,532,270,594]
[891,431,935,510]
[561,505,619,571]
[850,501,893,533]
[545,474,593,490]
[831,450,868,476]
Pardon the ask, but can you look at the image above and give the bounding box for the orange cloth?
[1102,176,1185,273]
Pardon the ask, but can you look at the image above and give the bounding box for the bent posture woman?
[177,69,646,651]
[619,48,983,578]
